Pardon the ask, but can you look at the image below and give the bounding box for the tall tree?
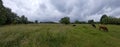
[0,0,22,25]
[35,20,38,24]
[74,20,80,24]
[100,14,108,24]
[5,8,18,24]
[100,15,120,25]
[21,15,28,24]
[0,0,7,25]
[88,20,94,24]
[59,17,70,24]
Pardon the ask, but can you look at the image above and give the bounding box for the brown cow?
[99,24,108,32]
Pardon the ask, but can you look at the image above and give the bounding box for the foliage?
[73,20,87,24]
[74,20,80,24]
[35,20,38,24]
[100,14,108,24]
[40,21,57,24]
[0,0,28,25]
[88,20,94,24]
[0,0,7,25]
[20,15,28,24]
[100,14,120,25]
[102,17,120,25]
[59,17,70,24]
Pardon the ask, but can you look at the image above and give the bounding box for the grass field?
[0,24,120,47]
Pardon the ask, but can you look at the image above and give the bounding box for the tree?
[100,14,108,24]
[88,20,94,24]
[74,20,80,24]
[12,16,21,24]
[21,15,28,24]
[0,15,6,25]
[35,20,38,24]
[0,0,22,25]
[101,15,120,25]
[59,17,70,24]
[0,0,7,25]
[5,9,18,24]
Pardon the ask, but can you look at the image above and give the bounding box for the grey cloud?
[2,0,120,22]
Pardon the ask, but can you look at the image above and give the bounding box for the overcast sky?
[2,0,120,22]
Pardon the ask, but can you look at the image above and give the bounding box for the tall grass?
[0,24,120,47]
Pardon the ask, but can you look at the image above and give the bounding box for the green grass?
[0,24,120,47]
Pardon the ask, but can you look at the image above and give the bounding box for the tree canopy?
[59,17,70,24]
[0,0,28,25]
[100,14,120,25]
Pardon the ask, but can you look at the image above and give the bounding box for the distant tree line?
[72,20,86,24]
[59,15,120,25]
[88,20,94,24]
[59,17,87,24]
[40,21,57,24]
[100,14,120,25]
[87,14,120,25]
[0,0,29,25]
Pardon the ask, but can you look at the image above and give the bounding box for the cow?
[91,24,96,28]
[73,24,76,26]
[99,24,108,32]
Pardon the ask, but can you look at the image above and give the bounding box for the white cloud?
[2,0,120,22]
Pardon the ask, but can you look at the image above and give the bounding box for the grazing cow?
[73,24,76,26]
[91,24,96,28]
[99,25,108,32]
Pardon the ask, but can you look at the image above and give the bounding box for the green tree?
[74,20,80,24]
[59,17,70,24]
[12,16,21,24]
[5,8,18,24]
[100,14,108,24]
[35,20,38,24]
[21,15,28,24]
[0,15,6,25]
[88,20,94,24]
[0,0,22,25]
[0,0,7,25]
[101,16,120,25]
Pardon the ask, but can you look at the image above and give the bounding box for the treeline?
[0,0,29,25]
[100,14,120,25]
[59,17,87,24]
[59,15,120,25]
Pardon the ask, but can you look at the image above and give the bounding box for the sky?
[2,0,120,22]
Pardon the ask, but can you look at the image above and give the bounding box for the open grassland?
[0,24,120,47]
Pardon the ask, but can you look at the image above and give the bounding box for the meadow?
[0,24,120,47]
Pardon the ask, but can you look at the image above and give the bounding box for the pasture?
[0,24,120,47]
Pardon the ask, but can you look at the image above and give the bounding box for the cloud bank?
[2,0,120,22]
